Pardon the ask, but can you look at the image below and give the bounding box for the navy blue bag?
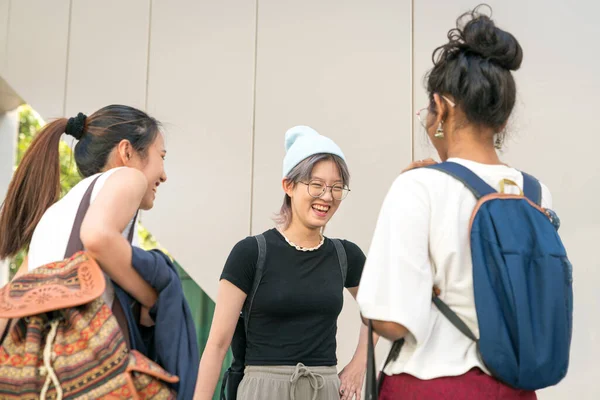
[427,162,573,390]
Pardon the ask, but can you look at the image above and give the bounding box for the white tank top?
[28,167,140,307]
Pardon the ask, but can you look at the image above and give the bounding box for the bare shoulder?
[104,167,146,188]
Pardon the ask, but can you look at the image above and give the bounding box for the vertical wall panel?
[0,110,17,286]
[0,0,9,74]
[0,110,17,203]
[1,2,596,396]
[414,1,600,398]
[143,0,256,300]
[252,0,412,369]
[5,0,70,119]
[65,0,150,116]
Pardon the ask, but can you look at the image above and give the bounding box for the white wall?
[142,0,257,302]
[4,0,70,119]
[0,110,18,285]
[65,0,150,115]
[0,110,17,210]
[0,1,597,397]
[0,0,9,75]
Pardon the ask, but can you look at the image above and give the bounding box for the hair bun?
[460,7,522,71]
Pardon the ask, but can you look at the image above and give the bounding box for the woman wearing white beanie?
[194,126,373,400]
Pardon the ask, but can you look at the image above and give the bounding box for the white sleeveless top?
[28,167,140,307]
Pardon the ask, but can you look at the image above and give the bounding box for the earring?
[435,121,444,139]
[494,133,505,150]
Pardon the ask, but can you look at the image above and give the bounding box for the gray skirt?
[237,363,341,400]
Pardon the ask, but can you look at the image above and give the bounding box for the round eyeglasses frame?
[298,180,350,201]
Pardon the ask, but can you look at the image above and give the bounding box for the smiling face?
[123,133,168,210]
[281,154,350,231]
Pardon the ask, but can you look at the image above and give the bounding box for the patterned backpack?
[0,176,179,399]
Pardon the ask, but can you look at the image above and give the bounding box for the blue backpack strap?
[331,239,348,286]
[424,163,491,341]
[426,162,496,199]
[521,172,542,206]
[243,234,267,335]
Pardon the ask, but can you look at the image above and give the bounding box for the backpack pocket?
[562,257,574,346]
[504,253,572,387]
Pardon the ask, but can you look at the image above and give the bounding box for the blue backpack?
[427,161,573,391]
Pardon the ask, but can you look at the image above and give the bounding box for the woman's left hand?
[140,306,155,327]
[338,359,366,400]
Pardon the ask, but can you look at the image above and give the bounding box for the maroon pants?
[380,368,537,400]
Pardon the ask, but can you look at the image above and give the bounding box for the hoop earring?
[435,121,445,139]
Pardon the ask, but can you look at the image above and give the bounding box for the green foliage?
[16,105,40,165]
[17,105,81,198]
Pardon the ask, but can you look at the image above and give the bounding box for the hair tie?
[66,112,87,140]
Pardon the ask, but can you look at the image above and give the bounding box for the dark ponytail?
[0,104,160,259]
[0,119,66,258]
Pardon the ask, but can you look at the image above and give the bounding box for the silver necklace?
[279,230,325,252]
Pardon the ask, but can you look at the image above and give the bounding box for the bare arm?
[193,280,246,400]
[338,286,380,400]
[348,286,380,362]
[359,304,408,342]
[370,320,408,342]
[80,168,157,308]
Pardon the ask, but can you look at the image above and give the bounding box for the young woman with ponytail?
[0,105,167,325]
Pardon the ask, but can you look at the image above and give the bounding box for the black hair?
[74,104,161,177]
[426,4,523,132]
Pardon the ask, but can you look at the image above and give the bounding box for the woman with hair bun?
[358,5,548,399]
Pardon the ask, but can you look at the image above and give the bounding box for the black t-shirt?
[220,228,365,366]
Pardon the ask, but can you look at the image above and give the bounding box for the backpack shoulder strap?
[68,174,140,349]
[521,172,542,206]
[65,174,139,258]
[331,239,348,286]
[425,163,489,342]
[366,320,378,399]
[432,295,478,342]
[426,162,496,199]
[64,175,102,258]
[243,234,267,335]
[127,211,140,243]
